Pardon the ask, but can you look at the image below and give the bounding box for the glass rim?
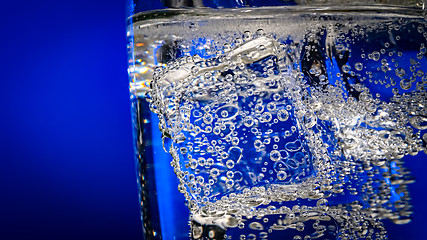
[127,0,426,18]
[128,4,425,23]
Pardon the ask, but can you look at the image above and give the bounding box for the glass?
[126,1,427,239]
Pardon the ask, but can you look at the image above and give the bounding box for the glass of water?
[127,0,427,239]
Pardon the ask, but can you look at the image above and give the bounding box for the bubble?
[210,168,220,177]
[392,88,399,95]
[254,140,263,149]
[381,65,389,72]
[277,171,287,181]
[208,229,215,238]
[189,159,198,169]
[409,115,427,130]
[196,176,204,184]
[277,109,290,121]
[256,28,265,36]
[359,91,372,102]
[259,232,268,239]
[226,179,235,188]
[270,150,281,161]
[310,66,320,76]
[192,54,202,62]
[296,222,305,231]
[226,160,235,169]
[178,184,186,193]
[355,62,363,71]
[372,51,380,61]
[243,31,252,40]
[247,234,257,240]
[251,127,258,134]
[303,111,317,128]
[287,212,296,221]
[204,72,212,79]
[400,79,412,90]
[395,68,405,77]
[249,222,264,230]
[234,171,243,182]
[220,110,229,118]
[421,46,426,54]
[225,74,233,81]
[285,140,302,152]
[227,171,234,179]
[223,216,239,228]
[223,43,231,52]
[317,199,329,211]
[203,113,213,124]
[191,66,199,75]
[260,112,273,122]
[342,64,351,73]
[213,126,221,135]
[180,147,188,155]
[198,157,206,166]
[208,179,215,185]
[192,225,203,239]
[244,116,255,127]
[273,93,281,101]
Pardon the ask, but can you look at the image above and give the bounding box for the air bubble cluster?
[144,15,427,240]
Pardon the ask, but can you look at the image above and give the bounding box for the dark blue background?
[0,0,426,239]
[0,0,142,239]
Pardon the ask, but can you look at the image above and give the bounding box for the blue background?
[0,0,142,239]
[0,0,426,240]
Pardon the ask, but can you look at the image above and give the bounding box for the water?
[128,6,427,240]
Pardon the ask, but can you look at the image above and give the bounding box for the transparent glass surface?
[127,2,427,239]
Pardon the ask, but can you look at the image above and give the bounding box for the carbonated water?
[128,6,427,240]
